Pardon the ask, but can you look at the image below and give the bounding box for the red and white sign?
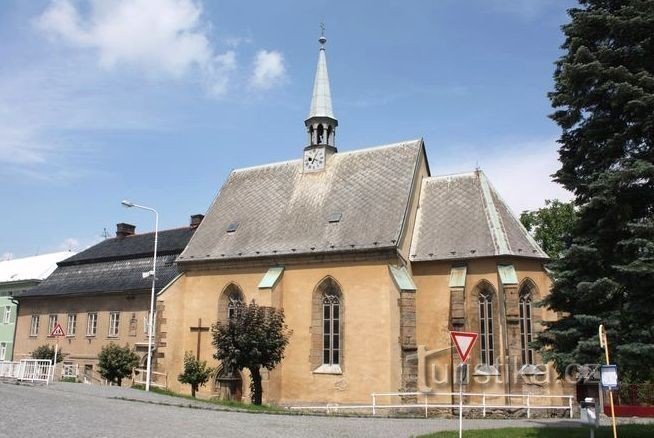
[450,331,478,363]
[50,323,66,337]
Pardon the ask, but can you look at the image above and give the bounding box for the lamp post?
[121,200,158,392]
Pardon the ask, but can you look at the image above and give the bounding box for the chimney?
[190,214,204,228]
[116,223,136,238]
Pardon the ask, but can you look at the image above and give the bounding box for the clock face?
[304,148,325,172]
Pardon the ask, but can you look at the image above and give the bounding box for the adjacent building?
[156,35,571,405]
[0,251,73,362]
[13,218,200,381]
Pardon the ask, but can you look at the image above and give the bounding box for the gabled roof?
[19,227,195,298]
[410,171,547,261]
[0,251,74,284]
[179,139,424,263]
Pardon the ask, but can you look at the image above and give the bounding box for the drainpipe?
[10,295,19,362]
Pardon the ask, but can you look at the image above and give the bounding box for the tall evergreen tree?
[537,0,654,382]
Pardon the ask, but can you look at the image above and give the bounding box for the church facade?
[156,35,571,406]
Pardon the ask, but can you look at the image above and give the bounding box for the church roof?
[409,171,548,261]
[178,139,424,263]
[18,227,195,298]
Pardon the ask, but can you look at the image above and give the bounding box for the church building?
[157,34,570,406]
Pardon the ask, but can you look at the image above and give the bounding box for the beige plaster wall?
[159,258,404,405]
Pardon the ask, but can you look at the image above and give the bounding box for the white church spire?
[305,26,338,151]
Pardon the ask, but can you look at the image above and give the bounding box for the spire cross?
[320,22,325,37]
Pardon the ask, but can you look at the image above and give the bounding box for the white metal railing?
[62,363,79,379]
[290,391,574,419]
[0,359,52,384]
[131,368,168,389]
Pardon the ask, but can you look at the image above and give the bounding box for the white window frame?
[30,315,40,337]
[67,313,77,337]
[3,305,10,324]
[479,290,494,366]
[322,293,340,367]
[86,313,97,337]
[519,290,535,366]
[108,312,120,337]
[0,342,6,361]
[48,314,58,335]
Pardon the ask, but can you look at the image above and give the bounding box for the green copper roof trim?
[389,265,417,291]
[258,266,284,289]
[449,265,467,288]
[498,264,518,285]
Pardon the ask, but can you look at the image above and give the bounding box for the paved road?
[0,382,637,437]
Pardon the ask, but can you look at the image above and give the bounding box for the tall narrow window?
[227,291,243,320]
[3,306,10,324]
[108,312,120,337]
[67,314,77,337]
[30,315,39,336]
[0,342,6,361]
[48,314,58,334]
[322,293,340,366]
[479,290,494,365]
[519,284,535,365]
[87,313,97,337]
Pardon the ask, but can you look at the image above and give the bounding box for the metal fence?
[290,391,574,418]
[131,368,168,389]
[0,359,52,384]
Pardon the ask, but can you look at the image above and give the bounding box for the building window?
[218,284,244,324]
[519,283,535,366]
[86,313,97,337]
[0,342,6,361]
[30,315,39,336]
[479,289,494,366]
[3,306,10,324]
[227,291,244,320]
[322,293,340,366]
[108,312,120,337]
[67,314,77,337]
[48,314,58,335]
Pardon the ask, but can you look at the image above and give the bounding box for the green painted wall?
[0,281,37,361]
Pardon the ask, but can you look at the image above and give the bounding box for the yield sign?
[450,331,478,363]
[50,323,66,337]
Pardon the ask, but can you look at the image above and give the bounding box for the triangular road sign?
[50,322,66,337]
[450,331,478,363]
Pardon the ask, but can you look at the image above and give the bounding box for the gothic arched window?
[478,289,494,365]
[519,282,535,365]
[317,124,324,144]
[322,292,340,366]
[218,284,244,324]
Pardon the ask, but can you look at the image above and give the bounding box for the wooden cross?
[189,318,210,360]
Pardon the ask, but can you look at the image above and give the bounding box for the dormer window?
[226,223,239,233]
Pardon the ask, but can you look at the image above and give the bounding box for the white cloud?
[59,238,80,251]
[250,50,286,90]
[1,253,14,261]
[431,138,573,214]
[35,0,237,95]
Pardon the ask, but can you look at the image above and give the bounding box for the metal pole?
[459,363,464,438]
[52,342,58,384]
[145,209,158,392]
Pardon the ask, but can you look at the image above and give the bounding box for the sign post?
[50,323,66,382]
[450,331,478,438]
[599,324,618,438]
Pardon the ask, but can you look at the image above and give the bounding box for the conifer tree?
[537,0,654,382]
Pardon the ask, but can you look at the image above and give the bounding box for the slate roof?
[19,228,195,298]
[409,171,548,261]
[179,140,423,263]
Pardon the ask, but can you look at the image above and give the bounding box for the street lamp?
[121,200,158,392]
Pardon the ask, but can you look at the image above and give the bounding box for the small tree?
[212,301,291,405]
[177,351,214,398]
[97,343,139,386]
[31,344,65,363]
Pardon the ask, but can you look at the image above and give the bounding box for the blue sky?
[1,0,575,259]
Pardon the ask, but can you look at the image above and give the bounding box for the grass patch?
[420,424,654,437]
[130,384,282,412]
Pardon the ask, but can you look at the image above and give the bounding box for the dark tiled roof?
[19,227,195,298]
[410,171,547,261]
[61,228,195,265]
[179,140,423,262]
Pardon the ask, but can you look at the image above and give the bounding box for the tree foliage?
[31,344,65,363]
[177,351,214,398]
[520,199,577,258]
[97,343,140,386]
[536,0,654,382]
[211,301,291,405]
